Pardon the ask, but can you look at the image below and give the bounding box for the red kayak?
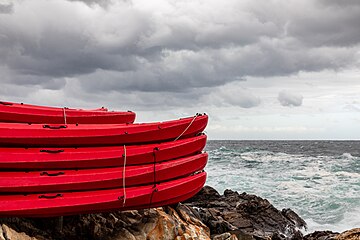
[0,153,208,193]
[0,171,206,217]
[0,101,135,124]
[0,114,207,147]
[0,135,207,169]
[0,101,108,111]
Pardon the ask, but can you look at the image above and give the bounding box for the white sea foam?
[305,207,360,233]
[341,152,355,159]
[206,143,360,233]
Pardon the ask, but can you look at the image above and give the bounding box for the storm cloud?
[1,0,360,140]
[1,0,359,95]
[0,2,13,14]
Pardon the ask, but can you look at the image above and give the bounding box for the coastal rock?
[0,226,5,240]
[212,232,239,240]
[304,231,339,240]
[336,228,360,240]
[185,186,306,240]
[1,224,38,240]
[0,206,210,240]
[145,205,210,240]
[70,207,210,239]
[304,228,360,240]
[0,186,357,240]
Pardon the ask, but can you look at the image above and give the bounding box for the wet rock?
[185,186,306,240]
[304,230,339,240]
[336,228,360,240]
[282,209,307,230]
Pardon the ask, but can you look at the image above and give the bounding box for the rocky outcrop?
[304,228,360,240]
[304,231,339,240]
[0,205,210,240]
[185,186,306,239]
[336,228,360,240]
[1,224,37,240]
[0,186,358,240]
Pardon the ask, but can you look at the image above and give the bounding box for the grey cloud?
[0,0,148,82]
[247,1,360,47]
[224,91,261,108]
[319,0,360,8]
[0,0,359,97]
[63,78,210,111]
[278,90,303,107]
[75,40,356,93]
[66,0,114,7]
[286,1,360,47]
[202,85,261,108]
[76,50,248,93]
[1,69,66,90]
[0,2,13,14]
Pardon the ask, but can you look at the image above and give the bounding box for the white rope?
[63,107,67,125]
[174,115,197,141]
[122,145,127,206]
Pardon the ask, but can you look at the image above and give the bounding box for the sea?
[205,140,360,233]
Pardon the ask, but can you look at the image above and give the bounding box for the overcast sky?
[1,0,360,139]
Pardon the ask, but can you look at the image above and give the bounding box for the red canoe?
[0,135,207,169]
[0,153,208,193]
[0,171,206,218]
[0,101,135,124]
[0,114,208,147]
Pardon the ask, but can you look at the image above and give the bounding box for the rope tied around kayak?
[122,145,127,206]
[152,147,158,187]
[173,114,198,141]
[63,107,67,125]
[148,147,159,209]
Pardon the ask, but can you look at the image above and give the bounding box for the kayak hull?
[0,153,208,193]
[0,115,208,147]
[0,101,135,124]
[0,172,206,218]
[0,134,207,169]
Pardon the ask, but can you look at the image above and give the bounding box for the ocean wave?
[341,152,356,160]
[305,206,360,233]
[206,141,360,232]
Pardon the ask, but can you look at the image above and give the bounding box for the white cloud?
[278,90,303,107]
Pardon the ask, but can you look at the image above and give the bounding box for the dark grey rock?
[186,185,307,240]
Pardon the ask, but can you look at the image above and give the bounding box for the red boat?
[0,171,206,218]
[0,135,207,169]
[0,114,208,147]
[0,101,135,124]
[0,153,207,193]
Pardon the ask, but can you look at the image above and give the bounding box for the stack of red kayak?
[0,101,208,217]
